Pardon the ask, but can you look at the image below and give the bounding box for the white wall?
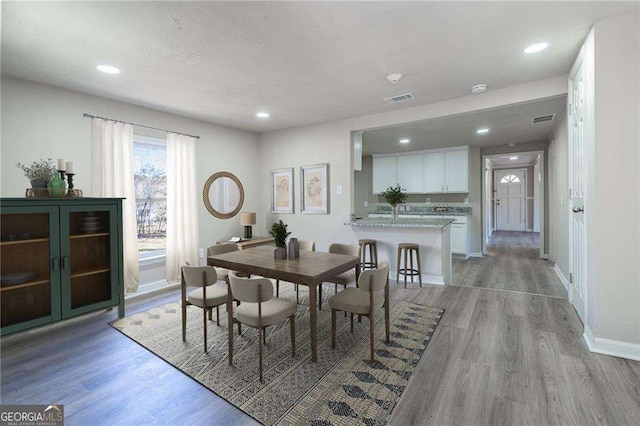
[1,76,261,286]
[258,79,567,253]
[589,14,640,348]
[551,114,569,280]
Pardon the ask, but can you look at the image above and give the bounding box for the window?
[500,174,520,183]
[133,136,167,258]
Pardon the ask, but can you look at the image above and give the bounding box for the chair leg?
[276,279,280,297]
[403,248,408,288]
[216,306,220,326]
[319,284,323,309]
[296,284,299,304]
[182,303,187,342]
[396,247,401,285]
[290,315,296,356]
[263,327,267,345]
[331,309,337,349]
[350,313,354,332]
[416,248,423,288]
[208,308,213,321]
[410,249,414,284]
[334,283,338,294]
[385,299,390,343]
[258,327,263,383]
[203,307,208,353]
[369,315,375,361]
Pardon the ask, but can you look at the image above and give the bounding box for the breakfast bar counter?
[346,217,453,285]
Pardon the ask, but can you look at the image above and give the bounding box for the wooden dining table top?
[208,245,360,286]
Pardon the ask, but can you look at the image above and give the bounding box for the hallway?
[452,231,567,298]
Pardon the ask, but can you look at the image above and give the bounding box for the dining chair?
[319,243,359,309]
[328,261,390,361]
[229,271,297,382]
[206,243,241,283]
[181,265,229,353]
[276,240,316,304]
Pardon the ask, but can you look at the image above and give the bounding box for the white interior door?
[495,169,526,231]
[569,57,587,323]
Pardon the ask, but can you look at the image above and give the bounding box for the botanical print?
[301,163,329,214]
[271,168,294,213]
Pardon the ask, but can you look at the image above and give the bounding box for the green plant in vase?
[16,158,57,189]
[380,183,407,221]
[269,220,292,259]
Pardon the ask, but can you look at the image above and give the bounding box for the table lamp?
[240,212,256,239]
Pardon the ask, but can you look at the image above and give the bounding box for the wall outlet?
[336,185,343,195]
[425,197,431,203]
[364,201,368,207]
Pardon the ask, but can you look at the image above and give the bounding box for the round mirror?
[203,171,245,219]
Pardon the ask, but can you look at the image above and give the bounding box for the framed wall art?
[271,168,294,213]
[301,163,329,214]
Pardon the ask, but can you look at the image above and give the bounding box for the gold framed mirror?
[203,171,245,219]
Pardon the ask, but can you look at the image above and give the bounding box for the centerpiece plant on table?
[269,220,292,259]
[16,158,57,188]
[380,183,407,221]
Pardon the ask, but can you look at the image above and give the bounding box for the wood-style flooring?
[2,233,639,425]
[453,231,567,298]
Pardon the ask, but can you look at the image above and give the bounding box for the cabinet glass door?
[1,207,60,334]
[60,205,119,317]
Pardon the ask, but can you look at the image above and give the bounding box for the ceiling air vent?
[384,93,415,103]
[532,113,556,124]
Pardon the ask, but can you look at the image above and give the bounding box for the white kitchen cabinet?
[372,156,397,194]
[445,149,469,192]
[423,153,445,193]
[397,155,424,193]
[443,215,469,257]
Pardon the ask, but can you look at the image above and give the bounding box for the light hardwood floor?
[2,242,639,425]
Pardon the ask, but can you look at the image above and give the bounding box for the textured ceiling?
[2,1,637,133]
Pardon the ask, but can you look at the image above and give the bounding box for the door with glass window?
[495,169,526,231]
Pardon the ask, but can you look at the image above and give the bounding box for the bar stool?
[396,243,422,288]
[359,239,378,270]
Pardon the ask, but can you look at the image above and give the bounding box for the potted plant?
[269,220,292,259]
[16,158,57,189]
[380,183,407,221]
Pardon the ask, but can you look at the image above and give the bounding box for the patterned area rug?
[110,287,443,425]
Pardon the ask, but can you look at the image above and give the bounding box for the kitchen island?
[346,217,454,285]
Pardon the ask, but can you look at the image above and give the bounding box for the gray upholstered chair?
[229,272,297,382]
[328,261,390,361]
[276,240,316,303]
[319,243,359,309]
[206,243,240,283]
[181,265,229,353]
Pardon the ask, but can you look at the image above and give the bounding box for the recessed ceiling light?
[523,42,549,54]
[510,156,519,160]
[399,138,410,144]
[256,112,270,119]
[96,65,120,74]
[508,143,517,147]
[471,84,487,94]
[476,128,490,134]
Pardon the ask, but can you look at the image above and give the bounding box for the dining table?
[207,245,361,363]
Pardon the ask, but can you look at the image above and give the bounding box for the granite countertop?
[347,217,454,228]
[370,206,472,216]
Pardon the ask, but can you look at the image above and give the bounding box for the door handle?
[572,206,584,213]
[52,257,59,271]
[62,256,70,269]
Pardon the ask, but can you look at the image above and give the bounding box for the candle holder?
[66,173,75,190]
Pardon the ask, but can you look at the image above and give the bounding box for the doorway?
[495,168,526,231]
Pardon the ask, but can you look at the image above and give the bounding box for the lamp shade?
[240,212,256,225]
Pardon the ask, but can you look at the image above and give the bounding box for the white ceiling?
[2,2,637,133]
[488,153,539,169]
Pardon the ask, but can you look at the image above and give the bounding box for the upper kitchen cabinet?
[373,146,469,195]
[396,155,425,193]
[372,156,397,194]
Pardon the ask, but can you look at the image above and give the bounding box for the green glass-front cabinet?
[1,198,125,336]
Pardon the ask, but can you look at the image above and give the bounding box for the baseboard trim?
[391,270,444,286]
[468,252,483,258]
[554,264,570,291]
[584,326,640,361]
[541,253,549,260]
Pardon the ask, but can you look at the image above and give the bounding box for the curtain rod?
[82,113,200,139]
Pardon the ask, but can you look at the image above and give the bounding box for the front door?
[569,54,587,323]
[495,169,526,231]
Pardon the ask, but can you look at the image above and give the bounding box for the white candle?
[65,161,75,174]
[57,158,66,171]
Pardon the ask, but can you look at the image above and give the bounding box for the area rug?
[110,288,443,425]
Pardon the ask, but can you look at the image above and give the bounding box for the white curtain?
[165,133,200,283]
[91,118,139,293]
